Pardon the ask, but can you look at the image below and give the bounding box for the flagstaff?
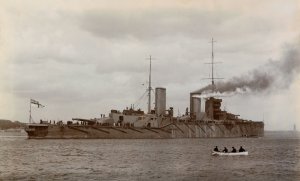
[29,99,45,123]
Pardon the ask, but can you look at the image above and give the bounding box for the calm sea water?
[0,131,299,180]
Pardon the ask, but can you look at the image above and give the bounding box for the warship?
[25,41,264,139]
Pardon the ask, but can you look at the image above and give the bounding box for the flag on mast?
[30,99,45,108]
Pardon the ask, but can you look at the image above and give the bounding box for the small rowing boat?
[212,151,248,156]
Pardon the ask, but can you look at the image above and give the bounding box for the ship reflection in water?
[0,131,299,180]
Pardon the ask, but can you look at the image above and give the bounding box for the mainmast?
[205,38,222,93]
[204,38,222,121]
[147,55,152,114]
[211,38,216,92]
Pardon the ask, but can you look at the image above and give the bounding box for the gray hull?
[25,121,264,139]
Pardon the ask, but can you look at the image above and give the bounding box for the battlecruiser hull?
[25,119,264,139]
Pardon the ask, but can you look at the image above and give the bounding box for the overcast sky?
[0,0,299,130]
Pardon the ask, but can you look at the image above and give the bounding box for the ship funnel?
[155,87,166,117]
[190,93,201,120]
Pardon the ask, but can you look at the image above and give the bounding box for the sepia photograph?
[0,0,299,180]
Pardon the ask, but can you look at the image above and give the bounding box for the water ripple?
[0,131,299,180]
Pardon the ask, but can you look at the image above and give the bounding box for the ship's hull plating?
[25,121,264,139]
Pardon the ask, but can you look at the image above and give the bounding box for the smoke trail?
[193,43,300,95]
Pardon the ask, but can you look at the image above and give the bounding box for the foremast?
[147,55,152,114]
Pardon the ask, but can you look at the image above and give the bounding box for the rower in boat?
[239,146,246,152]
[214,146,219,152]
[222,147,228,153]
[231,147,237,153]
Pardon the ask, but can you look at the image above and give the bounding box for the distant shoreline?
[0,119,25,130]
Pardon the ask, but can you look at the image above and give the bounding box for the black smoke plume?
[193,43,300,95]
